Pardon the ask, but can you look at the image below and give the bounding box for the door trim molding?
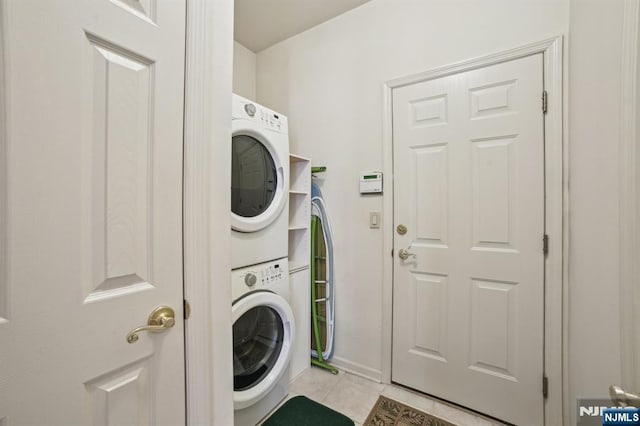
[0,0,8,324]
[380,36,566,425]
[183,1,234,425]
[619,0,640,393]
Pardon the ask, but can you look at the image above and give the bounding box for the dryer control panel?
[231,257,289,301]
[232,94,288,134]
[257,109,284,132]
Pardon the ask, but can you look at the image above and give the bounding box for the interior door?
[391,54,545,425]
[0,0,186,424]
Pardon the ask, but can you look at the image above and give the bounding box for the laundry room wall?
[233,41,256,100]
[567,0,626,423]
[255,0,571,381]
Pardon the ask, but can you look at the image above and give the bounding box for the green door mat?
[262,396,354,426]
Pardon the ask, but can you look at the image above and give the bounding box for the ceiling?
[234,0,372,53]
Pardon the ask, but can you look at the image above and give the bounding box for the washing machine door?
[232,291,295,409]
[231,124,287,233]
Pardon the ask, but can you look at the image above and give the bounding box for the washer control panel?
[232,257,289,301]
[260,263,283,285]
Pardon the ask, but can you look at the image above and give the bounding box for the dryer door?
[232,291,295,409]
[231,125,287,233]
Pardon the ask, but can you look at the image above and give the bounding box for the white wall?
[233,41,256,100]
[568,0,625,421]
[256,1,634,421]
[256,0,570,381]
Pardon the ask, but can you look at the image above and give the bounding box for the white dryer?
[232,257,295,426]
[231,95,289,270]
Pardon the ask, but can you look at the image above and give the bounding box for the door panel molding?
[183,0,234,425]
[83,355,153,425]
[381,36,565,425]
[83,32,156,303]
[619,0,640,394]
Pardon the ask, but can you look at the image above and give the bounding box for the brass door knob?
[126,306,176,343]
[610,385,640,408]
[398,248,416,260]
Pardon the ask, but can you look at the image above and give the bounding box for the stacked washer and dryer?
[231,95,296,426]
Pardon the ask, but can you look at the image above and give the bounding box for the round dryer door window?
[233,305,284,392]
[231,135,278,218]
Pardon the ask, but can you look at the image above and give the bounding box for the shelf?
[289,262,310,273]
[288,152,312,382]
[290,154,311,163]
[289,193,309,228]
[290,156,311,194]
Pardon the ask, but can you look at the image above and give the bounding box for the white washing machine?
[232,257,295,426]
[231,95,289,270]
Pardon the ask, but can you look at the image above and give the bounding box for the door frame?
[183,0,234,425]
[0,0,7,328]
[619,0,640,394]
[380,37,566,425]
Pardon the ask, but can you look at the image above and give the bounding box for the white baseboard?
[330,356,383,383]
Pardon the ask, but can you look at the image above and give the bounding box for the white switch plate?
[369,211,380,229]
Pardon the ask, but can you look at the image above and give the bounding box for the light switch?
[369,211,380,229]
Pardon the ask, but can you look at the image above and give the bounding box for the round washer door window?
[231,134,278,218]
[232,291,295,410]
[233,305,284,391]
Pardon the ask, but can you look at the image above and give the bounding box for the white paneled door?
[391,54,545,425]
[0,0,186,424]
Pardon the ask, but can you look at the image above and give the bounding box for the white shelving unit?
[288,154,311,381]
[288,155,311,273]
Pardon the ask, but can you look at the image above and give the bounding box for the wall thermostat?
[360,172,383,194]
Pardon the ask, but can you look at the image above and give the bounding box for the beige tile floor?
[267,367,508,426]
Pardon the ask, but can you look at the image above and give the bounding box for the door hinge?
[184,299,191,320]
[543,376,549,398]
[543,234,549,256]
[542,90,548,114]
